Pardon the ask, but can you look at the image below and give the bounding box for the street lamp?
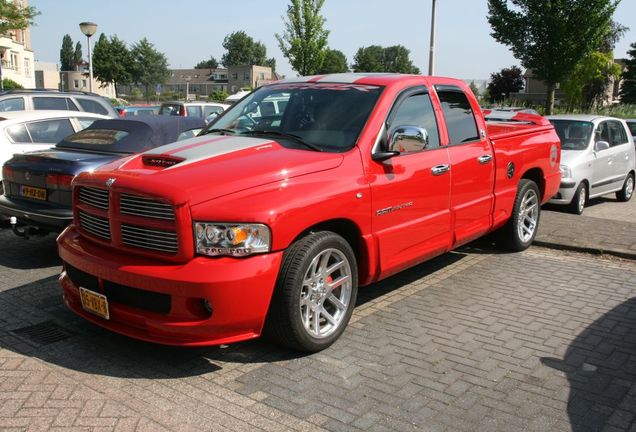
[79,21,97,93]
[428,0,437,76]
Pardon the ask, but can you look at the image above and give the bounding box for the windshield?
[549,120,593,151]
[205,83,383,152]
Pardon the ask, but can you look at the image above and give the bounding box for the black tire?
[497,179,541,252]
[616,173,634,202]
[265,231,358,352]
[568,182,587,215]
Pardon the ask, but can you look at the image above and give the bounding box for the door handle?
[431,164,450,176]
[478,154,493,164]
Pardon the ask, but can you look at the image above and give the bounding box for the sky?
[29,0,636,81]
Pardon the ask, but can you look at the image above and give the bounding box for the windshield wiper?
[200,128,238,136]
[241,130,322,152]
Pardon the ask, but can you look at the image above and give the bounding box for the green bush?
[2,78,23,89]
[208,90,228,102]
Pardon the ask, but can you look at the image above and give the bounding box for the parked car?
[0,116,204,237]
[115,105,159,117]
[57,74,561,352]
[0,89,119,117]
[158,101,229,123]
[0,111,110,195]
[548,115,635,214]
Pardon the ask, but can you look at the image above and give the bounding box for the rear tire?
[498,179,541,252]
[616,173,634,202]
[265,231,358,352]
[568,182,587,215]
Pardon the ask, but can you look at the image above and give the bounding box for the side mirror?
[594,141,610,152]
[388,126,429,153]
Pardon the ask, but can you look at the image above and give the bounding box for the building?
[0,0,35,88]
[59,61,116,98]
[34,61,59,89]
[116,65,276,100]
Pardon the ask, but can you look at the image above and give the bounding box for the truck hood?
[83,135,345,206]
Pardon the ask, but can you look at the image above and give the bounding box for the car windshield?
[549,120,593,151]
[204,83,383,152]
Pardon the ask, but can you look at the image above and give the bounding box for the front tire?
[616,173,634,202]
[266,231,358,352]
[568,182,587,215]
[498,179,541,251]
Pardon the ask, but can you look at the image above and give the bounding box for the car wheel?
[266,231,358,352]
[616,173,634,202]
[498,179,541,252]
[568,183,587,215]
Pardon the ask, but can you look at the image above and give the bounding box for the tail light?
[179,106,186,116]
[117,108,126,117]
[46,173,74,190]
[2,165,14,181]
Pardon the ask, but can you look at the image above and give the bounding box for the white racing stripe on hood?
[164,136,272,170]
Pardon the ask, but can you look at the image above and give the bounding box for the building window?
[23,59,30,76]
[244,72,250,80]
[231,73,238,80]
[74,80,79,88]
[259,72,265,80]
[82,79,87,88]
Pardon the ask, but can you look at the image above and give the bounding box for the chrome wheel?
[577,186,586,213]
[300,248,352,339]
[518,189,539,243]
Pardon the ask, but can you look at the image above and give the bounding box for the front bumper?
[0,195,72,232]
[57,226,284,346]
[548,179,578,205]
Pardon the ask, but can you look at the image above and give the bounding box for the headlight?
[194,222,271,257]
[560,164,572,179]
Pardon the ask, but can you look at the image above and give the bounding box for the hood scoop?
[142,154,185,168]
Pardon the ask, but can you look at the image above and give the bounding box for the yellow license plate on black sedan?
[20,185,46,201]
[79,287,109,320]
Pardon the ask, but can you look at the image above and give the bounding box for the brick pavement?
[0,229,635,431]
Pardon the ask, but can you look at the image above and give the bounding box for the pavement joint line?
[533,240,636,261]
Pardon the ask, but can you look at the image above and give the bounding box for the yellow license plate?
[79,287,109,320]
[20,185,46,201]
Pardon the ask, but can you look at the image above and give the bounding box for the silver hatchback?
[548,115,635,214]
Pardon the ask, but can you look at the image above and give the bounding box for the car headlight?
[194,222,271,257]
[560,164,572,179]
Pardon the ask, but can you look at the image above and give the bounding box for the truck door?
[369,88,452,277]
[435,86,495,246]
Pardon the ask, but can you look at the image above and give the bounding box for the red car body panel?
[57,74,561,346]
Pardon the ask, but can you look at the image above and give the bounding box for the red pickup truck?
[57,74,561,352]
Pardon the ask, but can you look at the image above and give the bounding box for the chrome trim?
[120,194,175,220]
[431,164,450,176]
[78,210,111,240]
[78,187,109,210]
[478,154,493,164]
[121,223,178,253]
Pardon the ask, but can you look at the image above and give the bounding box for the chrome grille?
[78,187,109,210]
[120,194,175,220]
[79,211,111,240]
[121,224,178,253]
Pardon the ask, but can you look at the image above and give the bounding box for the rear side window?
[607,121,628,147]
[628,122,636,137]
[25,119,75,143]
[186,106,202,117]
[389,93,440,150]
[76,98,109,115]
[203,106,224,117]
[0,97,25,111]
[436,88,479,145]
[5,123,31,143]
[159,104,181,116]
[33,97,79,111]
[78,117,98,129]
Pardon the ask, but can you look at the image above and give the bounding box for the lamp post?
[428,0,437,76]
[79,21,97,93]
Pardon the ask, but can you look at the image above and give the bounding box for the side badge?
[507,162,515,179]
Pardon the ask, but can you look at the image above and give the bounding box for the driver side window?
[388,93,440,151]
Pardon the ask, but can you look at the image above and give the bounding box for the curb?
[533,240,636,261]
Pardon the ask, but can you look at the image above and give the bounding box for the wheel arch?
[520,167,545,199]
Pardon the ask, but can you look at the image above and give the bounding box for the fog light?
[202,299,213,317]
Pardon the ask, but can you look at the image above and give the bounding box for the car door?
[591,121,621,196]
[435,86,495,246]
[607,120,632,186]
[369,87,451,277]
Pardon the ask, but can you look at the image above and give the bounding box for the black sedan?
[0,116,204,237]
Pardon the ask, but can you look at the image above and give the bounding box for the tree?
[60,35,74,71]
[130,38,170,101]
[352,45,419,74]
[487,0,619,114]
[469,81,480,98]
[563,51,621,110]
[487,66,525,102]
[195,56,219,69]
[221,31,274,68]
[73,41,83,68]
[317,49,348,74]
[92,34,133,98]
[621,42,636,104]
[276,0,329,76]
[0,0,38,36]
